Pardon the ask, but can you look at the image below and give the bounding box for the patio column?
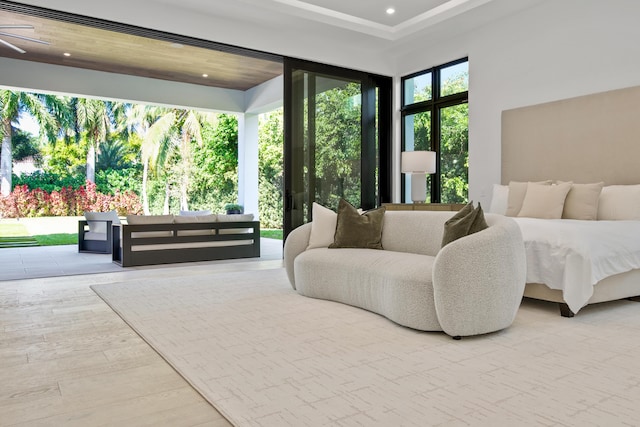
[237,113,259,219]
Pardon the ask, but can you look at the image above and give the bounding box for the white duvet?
[513,218,640,313]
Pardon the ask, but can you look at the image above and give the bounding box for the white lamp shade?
[401,151,436,174]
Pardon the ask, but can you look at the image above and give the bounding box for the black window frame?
[400,57,468,203]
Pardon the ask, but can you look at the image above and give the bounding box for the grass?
[33,233,78,246]
[0,220,283,248]
[261,229,283,240]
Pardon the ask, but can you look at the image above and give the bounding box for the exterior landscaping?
[0,90,284,245]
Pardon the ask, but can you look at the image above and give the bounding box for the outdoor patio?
[0,238,283,281]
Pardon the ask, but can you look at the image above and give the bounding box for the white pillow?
[307,202,337,250]
[597,185,640,220]
[517,181,572,219]
[562,182,604,220]
[84,210,120,234]
[506,180,552,217]
[488,184,508,215]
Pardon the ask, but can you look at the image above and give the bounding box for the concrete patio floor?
[0,238,284,281]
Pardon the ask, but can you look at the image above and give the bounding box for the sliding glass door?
[283,59,391,238]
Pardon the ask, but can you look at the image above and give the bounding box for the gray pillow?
[329,199,386,249]
[441,202,488,247]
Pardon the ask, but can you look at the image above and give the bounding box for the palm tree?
[129,105,217,213]
[0,90,59,196]
[75,98,127,183]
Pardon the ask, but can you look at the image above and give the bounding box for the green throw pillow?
[329,199,386,249]
[441,202,488,247]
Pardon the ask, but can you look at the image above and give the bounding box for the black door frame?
[283,58,392,239]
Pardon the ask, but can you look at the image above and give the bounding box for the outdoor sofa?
[112,213,260,267]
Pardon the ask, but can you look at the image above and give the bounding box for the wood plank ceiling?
[0,8,283,91]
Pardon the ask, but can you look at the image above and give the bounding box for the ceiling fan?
[0,24,49,54]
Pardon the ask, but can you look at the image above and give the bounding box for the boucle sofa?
[284,211,526,338]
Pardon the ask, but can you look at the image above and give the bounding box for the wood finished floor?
[0,260,282,426]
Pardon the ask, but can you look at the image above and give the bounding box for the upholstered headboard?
[501,85,640,185]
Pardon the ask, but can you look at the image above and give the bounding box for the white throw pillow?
[307,202,338,250]
[505,180,552,216]
[517,181,572,219]
[562,182,604,220]
[597,185,640,220]
[488,184,509,215]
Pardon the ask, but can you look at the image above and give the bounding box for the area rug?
[91,268,640,426]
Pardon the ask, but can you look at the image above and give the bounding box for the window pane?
[314,78,362,209]
[403,72,432,106]
[403,111,432,202]
[439,103,468,203]
[439,61,468,97]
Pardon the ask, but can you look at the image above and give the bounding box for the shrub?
[0,181,142,218]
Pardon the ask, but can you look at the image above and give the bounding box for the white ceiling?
[158,0,503,41]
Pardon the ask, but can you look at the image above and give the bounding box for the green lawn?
[0,221,283,248]
[261,229,283,240]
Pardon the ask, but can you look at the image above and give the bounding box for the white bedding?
[514,218,640,313]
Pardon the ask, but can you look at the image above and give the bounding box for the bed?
[499,85,640,316]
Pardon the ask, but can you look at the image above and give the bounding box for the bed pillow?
[329,199,386,249]
[307,202,338,250]
[517,181,572,219]
[506,180,552,216]
[488,184,509,215]
[441,202,488,247]
[597,184,640,220]
[562,182,604,220]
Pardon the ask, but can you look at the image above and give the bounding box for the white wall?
[393,0,640,206]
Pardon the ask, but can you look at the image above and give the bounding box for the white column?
[237,113,259,219]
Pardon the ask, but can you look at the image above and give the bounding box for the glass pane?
[403,111,432,202]
[439,103,469,203]
[403,72,432,106]
[439,61,469,97]
[314,77,362,210]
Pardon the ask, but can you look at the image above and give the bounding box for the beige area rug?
[91,268,640,426]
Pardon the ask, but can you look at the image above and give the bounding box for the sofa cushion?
[441,202,488,247]
[329,199,386,249]
[84,210,120,234]
[126,214,174,225]
[217,214,254,222]
[179,209,211,216]
[294,248,441,331]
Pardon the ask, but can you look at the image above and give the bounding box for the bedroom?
[2,0,640,425]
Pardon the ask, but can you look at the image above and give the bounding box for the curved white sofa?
[284,211,526,338]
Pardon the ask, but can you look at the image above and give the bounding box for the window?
[401,58,468,203]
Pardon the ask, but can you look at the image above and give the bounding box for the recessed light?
[63,52,71,57]
[202,74,208,78]
[170,43,184,48]
[386,7,395,15]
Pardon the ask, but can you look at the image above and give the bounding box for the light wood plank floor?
[0,259,282,426]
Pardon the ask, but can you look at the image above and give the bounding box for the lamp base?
[410,173,427,204]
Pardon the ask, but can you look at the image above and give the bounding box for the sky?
[17,113,40,136]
